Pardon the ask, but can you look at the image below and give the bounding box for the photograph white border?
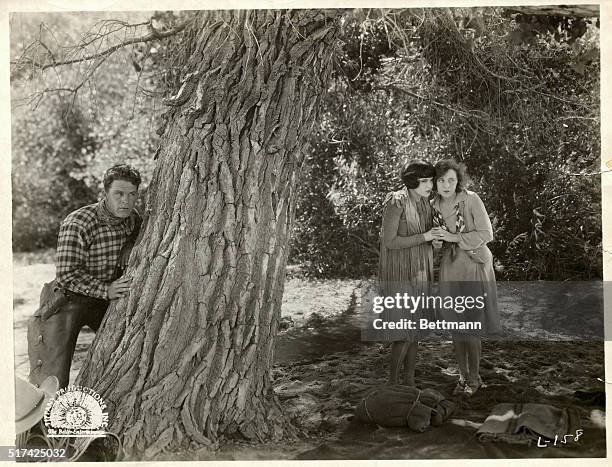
[1,1,609,465]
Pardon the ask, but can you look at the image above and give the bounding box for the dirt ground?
[12,257,606,460]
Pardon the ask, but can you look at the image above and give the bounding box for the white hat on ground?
[15,376,59,434]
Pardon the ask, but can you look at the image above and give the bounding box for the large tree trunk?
[77,9,339,458]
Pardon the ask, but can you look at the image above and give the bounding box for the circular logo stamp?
[43,385,109,437]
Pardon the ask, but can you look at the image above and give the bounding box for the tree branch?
[11,18,193,72]
[373,83,492,122]
[75,19,151,50]
[348,232,379,257]
[507,5,599,18]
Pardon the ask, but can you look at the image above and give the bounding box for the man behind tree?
[28,164,143,388]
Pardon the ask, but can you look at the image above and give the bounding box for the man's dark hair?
[434,159,469,193]
[400,160,435,189]
[103,164,142,191]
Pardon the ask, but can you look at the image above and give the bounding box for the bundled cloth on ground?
[354,385,454,432]
[476,403,582,445]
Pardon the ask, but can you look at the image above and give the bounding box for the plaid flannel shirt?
[56,200,141,300]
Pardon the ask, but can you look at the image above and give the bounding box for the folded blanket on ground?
[476,403,582,445]
[354,385,454,432]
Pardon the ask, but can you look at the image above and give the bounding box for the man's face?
[105,180,138,218]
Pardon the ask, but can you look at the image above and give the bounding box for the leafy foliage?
[291,7,601,280]
[10,12,159,251]
[10,9,602,280]
[12,100,98,250]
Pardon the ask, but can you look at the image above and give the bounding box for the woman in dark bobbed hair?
[378,160,439,386]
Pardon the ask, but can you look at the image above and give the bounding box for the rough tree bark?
[77,9,340,457]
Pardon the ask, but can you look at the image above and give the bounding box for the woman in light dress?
[430,159,501,395]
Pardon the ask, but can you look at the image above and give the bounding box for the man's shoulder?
[62,203,100,228]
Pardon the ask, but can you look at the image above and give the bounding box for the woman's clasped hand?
[424,227,455,243]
